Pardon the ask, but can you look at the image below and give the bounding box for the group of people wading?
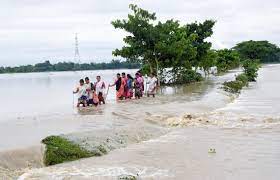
[73,71,158,107]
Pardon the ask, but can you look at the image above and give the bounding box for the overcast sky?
[1,0,279,66]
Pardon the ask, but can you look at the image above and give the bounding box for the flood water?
[0,68,225,151]
[1,64,280,179]
[0,69,138,150]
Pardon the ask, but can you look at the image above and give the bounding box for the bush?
[242,59,260,81]
[223,80,245,93]
[42,136,98,166]
[235,73,249,86]
[223,59,260,94]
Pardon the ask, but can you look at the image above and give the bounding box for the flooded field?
[1,65,280,179]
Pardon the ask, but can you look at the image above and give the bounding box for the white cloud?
[0,0,279,66]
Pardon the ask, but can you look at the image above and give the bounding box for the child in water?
[73,79,88,107]
[90,89,99,106]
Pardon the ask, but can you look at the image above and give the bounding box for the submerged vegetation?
[223,60,260,93]
[242,59,260,81]
[41,136,106,166]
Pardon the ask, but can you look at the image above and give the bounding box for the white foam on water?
[19,166,172,179]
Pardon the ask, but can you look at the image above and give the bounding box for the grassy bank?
[41,136,107,166]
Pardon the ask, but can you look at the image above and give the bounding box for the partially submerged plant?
[242,59,260,81]
[223,80,245,93]
[118,174,137,180]
[223,59,260,94]
[42,136,97,166]
[235,73,249,86]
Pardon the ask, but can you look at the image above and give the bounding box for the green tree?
[112,4,215,84]
[233,40,280,63]
[154,20,198,82]
[199,49,217,76]
[33,60,53,72]
[111,4,157,72]
[184,20,216,70]
[215,49,240,73]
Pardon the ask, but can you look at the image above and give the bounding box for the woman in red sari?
[110,73,126,100]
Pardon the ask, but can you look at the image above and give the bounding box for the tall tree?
[111,4,157,72]
[112,4,215,84]
[184,20,216,69]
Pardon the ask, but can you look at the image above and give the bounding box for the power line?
[74,33,80,64]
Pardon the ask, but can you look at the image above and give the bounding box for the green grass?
[41,136,106,166]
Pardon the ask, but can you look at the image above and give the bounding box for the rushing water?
[0,68,228,151]
[1,64,280,179]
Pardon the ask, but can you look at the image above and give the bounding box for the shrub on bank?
[42,136,101,166]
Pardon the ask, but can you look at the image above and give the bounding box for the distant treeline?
[0,60,141,74]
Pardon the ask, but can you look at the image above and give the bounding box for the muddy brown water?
[1,65,280,179]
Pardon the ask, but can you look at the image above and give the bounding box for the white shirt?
[85,82,93,99]
[147,77,157,93]
[95,81,105,94]
[77,84,88,98]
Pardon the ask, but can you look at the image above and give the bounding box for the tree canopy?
[112,4,215,84]
[233,40,280,63]
[215,49,240,73]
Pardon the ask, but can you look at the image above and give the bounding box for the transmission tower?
[74,33,81,64]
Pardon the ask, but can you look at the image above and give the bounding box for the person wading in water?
[121,72,128,98]
[94,75,106,105]
[73,79,88,107]
[84,77,95,106]
[110,73,125,100]
[147,73,158,98]
[126,74,134,99]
